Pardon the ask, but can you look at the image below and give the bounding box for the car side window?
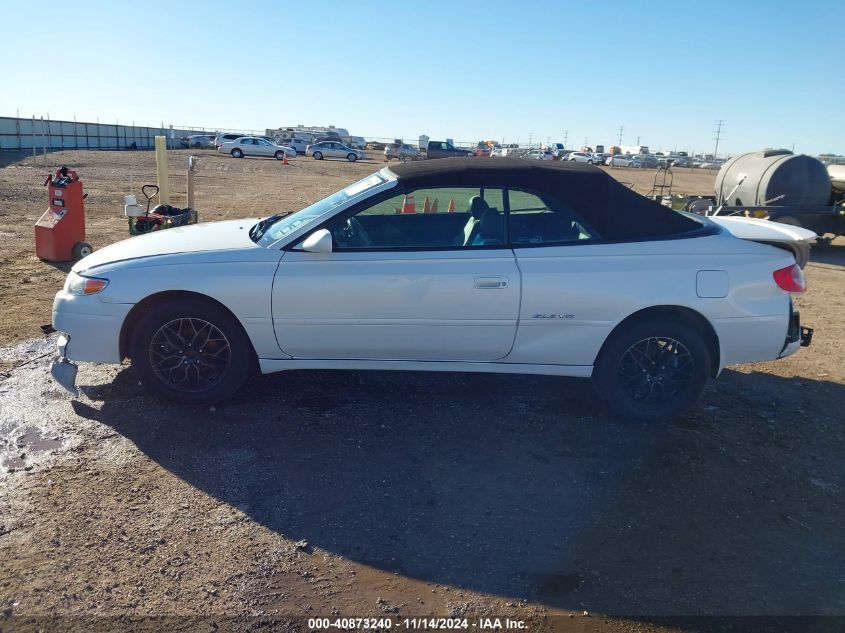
[323,187,507,250]
[507,189,596,245]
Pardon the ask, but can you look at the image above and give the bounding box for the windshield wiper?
[250,213,286,241]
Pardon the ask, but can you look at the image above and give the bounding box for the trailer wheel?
[72,242,93,260]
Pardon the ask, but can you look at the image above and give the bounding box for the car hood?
[73,219,260,272]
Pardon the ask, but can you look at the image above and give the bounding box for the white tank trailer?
[714,149,845,241]
[715,149,831,207]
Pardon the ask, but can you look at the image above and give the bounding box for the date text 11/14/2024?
[307,617,528,630]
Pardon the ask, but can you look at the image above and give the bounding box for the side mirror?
[301,228,333,253]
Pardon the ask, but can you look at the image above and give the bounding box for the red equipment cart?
[34,167,92,261]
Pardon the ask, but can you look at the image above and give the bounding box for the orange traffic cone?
[447,199,455,212]
[423,196,431,213]
[283,153,289,165]
[431,198,439,212]
[401,193,417,214]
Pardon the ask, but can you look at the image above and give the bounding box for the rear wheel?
[592,317,711,421]
[231,148,243,158]
[130,298,255,405]
[313,151,323,160]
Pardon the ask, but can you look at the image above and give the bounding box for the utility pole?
[528,133,533,148]
[563,130,568,148]
[713,119,725,159]
[617,125,624,146]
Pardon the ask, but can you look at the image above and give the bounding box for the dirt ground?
[1,150,844,632]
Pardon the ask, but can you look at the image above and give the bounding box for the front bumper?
[50,334,79,396]
[52,291,131,363]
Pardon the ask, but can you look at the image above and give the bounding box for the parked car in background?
[344,136,367,150]
[384,143,421,161]
[606,155,635,167]
[525,149,554,160]
[593,152,608,165]
[219,137,296,160]
[185,135,216,149]
[548,143,566,160]
[366,141,387,150]
[424,141,474,159]
[214,133,247,148]
[474,142,492,157]
[671,157,690,168]
[273,137,309,154]
[49,159,814,421]
[568,152,598,164]
[307,141,366,162]
[630,154,659,169]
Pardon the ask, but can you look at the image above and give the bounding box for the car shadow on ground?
[72,367,845,615]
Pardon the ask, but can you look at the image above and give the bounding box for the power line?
[713,119,725,159]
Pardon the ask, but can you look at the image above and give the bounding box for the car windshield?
[254,173,387,246]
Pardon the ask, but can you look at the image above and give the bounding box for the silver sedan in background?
[219,137,296,160]
[307,141,367,162]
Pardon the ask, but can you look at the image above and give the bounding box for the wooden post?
[154,135,170,205]
[187,155,196,209]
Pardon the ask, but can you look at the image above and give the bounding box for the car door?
[271,186,521,361]
[505,189,611,366]
[254,139,273,157]
[239,138,254,156]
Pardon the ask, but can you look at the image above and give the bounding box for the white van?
[273,134,311,154]
[344,136,367,150]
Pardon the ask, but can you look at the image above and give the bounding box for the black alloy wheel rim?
[149,318,231,392]
[617,336,694,404]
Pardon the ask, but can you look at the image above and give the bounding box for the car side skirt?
[258,358,594,378]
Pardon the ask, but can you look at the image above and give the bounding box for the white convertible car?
[50,159,814,420]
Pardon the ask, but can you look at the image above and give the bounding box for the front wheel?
[592,317,711,421]
[313,151,323,160]
[347,153,358,162]
[130,298,256,405]
[231,149,243,158]
[274,150,285,160]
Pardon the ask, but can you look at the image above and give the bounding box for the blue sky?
[1,0,842,155]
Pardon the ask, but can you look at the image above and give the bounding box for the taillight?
[773,264,806,293]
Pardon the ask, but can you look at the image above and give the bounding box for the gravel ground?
[1,150,844,632]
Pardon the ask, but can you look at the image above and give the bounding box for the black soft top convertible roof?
[388,158,701,240]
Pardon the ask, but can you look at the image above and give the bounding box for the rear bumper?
[779,307,812,358]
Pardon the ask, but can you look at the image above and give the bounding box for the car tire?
[347,153,357,162]
[587,160,593,165]
[313,151,323,160]
[130,297,256,405]
[231,149,243,158]
[592,317,711,421]
[274,150,284,160]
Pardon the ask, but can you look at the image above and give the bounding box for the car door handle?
[474,276,508,289]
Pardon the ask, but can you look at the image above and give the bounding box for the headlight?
[64,271,109,295]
